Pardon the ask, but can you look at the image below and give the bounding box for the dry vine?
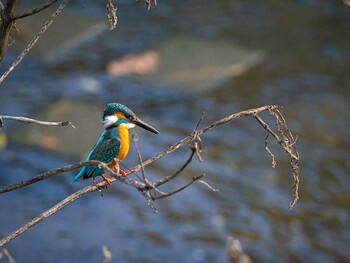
[0,105,300,248]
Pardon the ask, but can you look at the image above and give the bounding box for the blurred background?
[0,0,349,262]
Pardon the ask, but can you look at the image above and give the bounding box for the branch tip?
[0,105,300,247]
[106,0,118,30]
[197,179,220,193]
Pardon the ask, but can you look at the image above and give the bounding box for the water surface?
[0,1,349,262]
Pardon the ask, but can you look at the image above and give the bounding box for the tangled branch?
[253,108,300,208]
[0,105,300,248]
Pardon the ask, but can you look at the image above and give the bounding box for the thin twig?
[145,0,157,11]
[12,0,59,20]
[0,181,102,247]
[254,108,300,208]
[0,105,300,247]
[190,112,204,161]
[197,179,220,193]
[194,111,205,131]
[0,160,102,194]
[132,134,147,183]
[0,248,16,263]
[106,0,117,30]
[0,115,75,128]
[264,132,276,168]
[0,0,69,85]
[154,148,196,187]
[152,174,204,200]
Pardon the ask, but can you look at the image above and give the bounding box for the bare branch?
[0,115,75,128]
[0,0,69,85]
[154,148,196,187]
[194,111,205,131]
[106,0,117,30]
[0,160,102,194]
[152,174,204,200]
[0,248,16,263]
[0,0,17,65]
[190,112,204,161]
[264,132,276,168]
[12,0,59,20]
[0,180,104,247]
[132,133,147,183]
[253,108,300,209]
[0,105,301,247]
[145,0,157,11]
[197,178,220,193]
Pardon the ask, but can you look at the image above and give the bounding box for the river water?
[0,1,349,262]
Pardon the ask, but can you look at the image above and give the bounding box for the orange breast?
[116,124,130,161]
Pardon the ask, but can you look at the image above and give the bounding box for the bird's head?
[102,103,159,134]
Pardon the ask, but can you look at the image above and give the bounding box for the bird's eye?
[125,115,133,120]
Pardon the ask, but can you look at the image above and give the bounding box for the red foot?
[100,174,111,185]
[119,170,127,177]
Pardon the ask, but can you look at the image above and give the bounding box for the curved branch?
[154,147,195,188]
[0,0,69,85]
[0,105,300,247]
[152,174,205,200]
[12,0,59,20]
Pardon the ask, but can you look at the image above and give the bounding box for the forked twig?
[0,248,15,263]
[154,148,196,188]
[0,0,69,85]
[145,0,157,11]
[152,174,205,200]
[12,0,59,20]
[254,108,300,209]
[0,105,300,247]
[264,132,276,168]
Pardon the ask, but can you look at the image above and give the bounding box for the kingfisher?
[70,103,159,185]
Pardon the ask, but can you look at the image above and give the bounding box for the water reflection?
[1,1,349,262]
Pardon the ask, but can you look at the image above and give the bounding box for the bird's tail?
[70,167,86,184]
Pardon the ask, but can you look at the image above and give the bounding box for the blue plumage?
[71,103,159,184]
[70,127,121,183]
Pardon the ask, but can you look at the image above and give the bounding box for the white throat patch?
[124,123,136,129]
[102,115,118,128]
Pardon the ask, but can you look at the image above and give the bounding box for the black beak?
[131,118,159,134]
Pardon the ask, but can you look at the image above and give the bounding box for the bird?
[70,103,159,185]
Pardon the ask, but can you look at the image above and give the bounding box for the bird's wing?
[84,137,121,178]
[70,135,120,183]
